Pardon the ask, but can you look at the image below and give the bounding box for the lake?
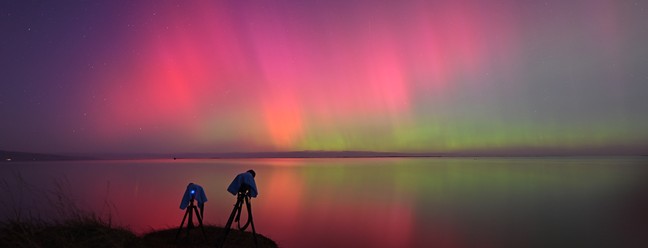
[1,157,647,247]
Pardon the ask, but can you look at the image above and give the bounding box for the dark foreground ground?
[0,219,277,248]
[147,225,277,248]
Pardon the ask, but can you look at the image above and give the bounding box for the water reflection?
[1,157,646,247]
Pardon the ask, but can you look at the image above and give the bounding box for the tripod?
[217,189,258,248]
[176,195,206,240]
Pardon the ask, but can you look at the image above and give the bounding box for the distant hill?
[0,150,88,162]
[174,151,443,159]
[1,150,444,161]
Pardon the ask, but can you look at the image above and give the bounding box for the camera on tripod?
[218,170,259,248]
[176,182,207,240]
[227,169,258,197]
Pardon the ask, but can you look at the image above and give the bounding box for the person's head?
[247,169,256,178]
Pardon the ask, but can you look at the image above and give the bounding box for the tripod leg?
[188,206,195,229]
[245,197,258,247]
[218,197,243,248]
[176,208,190,239]
[193,206,207,240]
[199,203,205,219]
[235,200,243,224]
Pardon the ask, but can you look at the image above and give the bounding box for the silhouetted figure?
[218,170,259,248]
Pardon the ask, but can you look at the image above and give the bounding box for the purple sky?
[1,0,647,155]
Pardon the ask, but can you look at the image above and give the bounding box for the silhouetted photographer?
[218,170,259,248]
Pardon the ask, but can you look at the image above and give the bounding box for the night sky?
[1,0,647,155]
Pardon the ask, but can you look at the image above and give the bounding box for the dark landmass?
[179,150,443,159]
[145,225,277,248]
[3,149,646,161]
[1,149,444,161]
[0,150,92,162]
[0,220,277,248]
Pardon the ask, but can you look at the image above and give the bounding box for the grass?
[0,214,141,248]
[1,216,277,247]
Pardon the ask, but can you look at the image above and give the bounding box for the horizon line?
[2,149,646,162]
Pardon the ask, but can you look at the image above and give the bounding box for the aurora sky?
[1,0,647,155]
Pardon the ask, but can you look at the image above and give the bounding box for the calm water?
[1,157,647,247]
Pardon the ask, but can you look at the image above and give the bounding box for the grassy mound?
[0,219,277,248]
[0,217,141,247]
[145,225,277,248]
